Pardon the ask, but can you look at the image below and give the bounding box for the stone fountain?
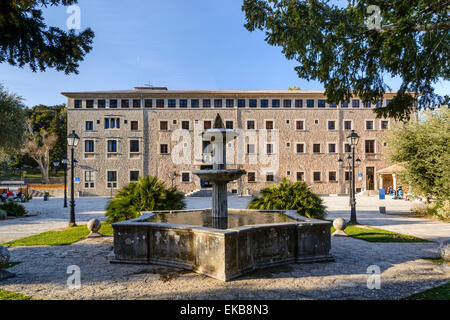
[111,114,333,281]
[192,114,246,229]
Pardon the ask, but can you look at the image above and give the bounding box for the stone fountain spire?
[193,114,246,227]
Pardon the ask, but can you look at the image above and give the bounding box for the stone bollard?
[440,240,450,263]
[87,219,103,238]
[332,218,347,237]
[0,246,16,280]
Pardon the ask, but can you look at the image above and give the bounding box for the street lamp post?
[338,130,361,224]
[67,130,80,227]
[53,160,60,176]
[62,157,68,208]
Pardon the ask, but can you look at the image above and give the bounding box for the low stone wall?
[112,209,333,281]
[28,184,65,197]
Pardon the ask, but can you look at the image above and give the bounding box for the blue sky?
[1,0,448,107]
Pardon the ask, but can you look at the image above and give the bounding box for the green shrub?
[435,199,450,221]
[248,178,326,219]
[105,176,186,223]
[0,209,6,220]
[0,201,27,217]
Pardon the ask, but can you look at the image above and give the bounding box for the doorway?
[366,167,375,190]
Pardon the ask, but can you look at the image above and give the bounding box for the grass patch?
[0,289,36,300]
[2,223,113,246]
[403,282,450,300]
[330,223,429,243]
[423,257,445,265]
[4,261,21,269]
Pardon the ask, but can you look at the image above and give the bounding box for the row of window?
[74,98,391,109]
[85,169,356,189]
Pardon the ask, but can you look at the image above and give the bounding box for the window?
[133,99,141,108]
[130,140,139,153]
[376,101,382,108]
[238,99,246,108]
[191,99,199,108]
[121,99,129,108]
[266,144,273,154]
[272,99,280,108]
[366,120,374,130]
[248,172,256,182]
[159,121,168,131]
[381,120,389,130]
[344,143,351,153]
[130,121,138,131]
[364,102,371,108]
[296,143,305,153]
[328,143,336,153]
[247,120,255,130]
[105,118,120,129]
[226,99,234,108]
[144,99,152,108]
[283,100,291,108]
[109,99,117,108]
[160,144,169,154]
[83,100,92,109]
[328,120,336,130]
[386,99,391,105]
[179,99,187,108]
[225,121,233,129]
[345,171,351,181]
[107,171,117,188]
[204,121,212,130]
[155,99,164,108]
[313,144,321,153]
[265,120,274,130]
[342,100,348,108]
[286,171,291,176]
[261,99,269,108]
[249,99,257,108]
[168,99,176,108]
[214,99,222,108]
[330,101,337,108]
[329,171,337,182]
[295,99,303,108]
[181,172,190,182]
[314,119,319,124]
[107,140,117,153]
[74,99,82,108]
[84,171,95,188]
[202,99,211,108]
[97,99,106,108]
[306,99,314,108]
[365,140,375,153]
[318,99,326,108]
[313,172,321,182]
[296,120,304,130]
[180,120,189,130]
[296,172,304,182]
[85,140,94,153]
[130,171,139,182]
[247,144,255,154]
[266,172,274,182]
[344,120,352,130]
[352,99,360,108]
[85,121,93,131]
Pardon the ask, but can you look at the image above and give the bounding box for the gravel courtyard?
[1,195,449,300]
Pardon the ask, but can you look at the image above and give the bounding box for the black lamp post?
[67,130,80,227]
[62,157,68,208]
[338,130,361,224]
[52,160,60,176]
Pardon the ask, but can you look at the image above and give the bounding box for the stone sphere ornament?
[332,217,347,237]
[440,240,450,263]
[0,245,15,280]
[0,246,10,269]
[87,219,102,238]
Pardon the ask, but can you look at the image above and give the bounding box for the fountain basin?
[192,169,246,183]
[111,209,333,281]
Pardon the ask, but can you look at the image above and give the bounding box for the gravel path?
[2,236,449,300]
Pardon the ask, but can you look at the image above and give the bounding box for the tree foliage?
[385,107,450,200]
[242,0,449,120]
[0,84,26,160]
[248,178,326,219]
[0,0,94,74]
[105,176,186,223]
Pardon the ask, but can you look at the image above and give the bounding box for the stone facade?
[63,87,408,196]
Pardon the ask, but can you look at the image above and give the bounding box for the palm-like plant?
[248,178,326,219]
[105,176,185,223]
